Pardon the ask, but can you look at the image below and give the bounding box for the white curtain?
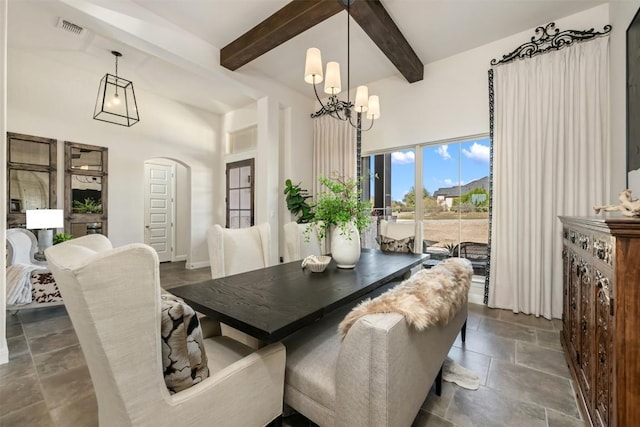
[312,114,356,196]
[489,37,610,319]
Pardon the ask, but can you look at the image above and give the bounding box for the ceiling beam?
[220,0,344,71]
[347,0,423,83]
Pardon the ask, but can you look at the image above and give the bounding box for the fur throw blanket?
[339,258,473,339]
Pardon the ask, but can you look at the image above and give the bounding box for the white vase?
[331,221,361,269]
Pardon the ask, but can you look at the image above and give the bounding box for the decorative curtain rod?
[490,22,612,66]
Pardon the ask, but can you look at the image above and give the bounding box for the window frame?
[225,158,255,229]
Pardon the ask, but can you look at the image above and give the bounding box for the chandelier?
[93,51,140,127]
[304,0,380,131]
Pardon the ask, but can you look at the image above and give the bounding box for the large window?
[422,138,490,275]
[364,136,490,276]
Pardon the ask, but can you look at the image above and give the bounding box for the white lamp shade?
[323,62,342,95]
[304,48,323,84]
[366,95,381,120]
[354,86,369,113]
[26,209,64,229]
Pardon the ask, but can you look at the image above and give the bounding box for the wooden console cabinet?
[559,216,640,427]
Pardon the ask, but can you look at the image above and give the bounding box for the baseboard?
[186,260,209,270]
[172,255,187,262]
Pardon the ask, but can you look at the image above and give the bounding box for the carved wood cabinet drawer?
[559,216,640,427]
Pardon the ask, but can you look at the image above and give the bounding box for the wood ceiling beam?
[220,0,423,83]
[347,0,423,83]
[220,0,344,71]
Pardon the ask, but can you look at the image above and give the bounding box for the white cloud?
[391,151,415,164]
[462,142,490,164]
[436,144,451,160]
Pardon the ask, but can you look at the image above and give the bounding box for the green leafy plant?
[309,174,372,240]
[73,198,102,214]
[284,179,315,224]
[53,233,73,245]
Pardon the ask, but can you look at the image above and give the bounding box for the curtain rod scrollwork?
[491,22,612,66]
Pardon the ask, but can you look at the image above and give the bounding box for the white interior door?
[144,162,174,262]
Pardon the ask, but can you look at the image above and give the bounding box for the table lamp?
[26,209,64,254]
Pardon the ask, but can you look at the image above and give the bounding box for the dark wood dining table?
[170,248,427,343]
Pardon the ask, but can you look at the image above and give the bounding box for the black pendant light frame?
[93,51,140,127]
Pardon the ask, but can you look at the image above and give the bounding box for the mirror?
[9,170,49,212]
[6,132,57,227]
[70,222,104,238]
[9,138,50,166]
[65,141,108,236]
[71,147,103,171]
[71,175,102,213]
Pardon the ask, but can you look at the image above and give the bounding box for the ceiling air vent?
[57,18,85,36]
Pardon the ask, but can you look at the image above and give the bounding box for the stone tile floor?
[1,262,585,426]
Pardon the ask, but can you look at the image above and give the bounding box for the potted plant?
[283,179,315,224]
[53,233,73,245]
[309,174,372,268]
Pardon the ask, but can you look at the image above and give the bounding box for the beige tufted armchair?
[46,234,285,427]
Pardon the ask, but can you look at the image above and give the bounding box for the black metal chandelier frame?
[308,0,375,132]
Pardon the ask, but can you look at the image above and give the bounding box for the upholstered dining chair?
[207,223,271,278]
[46,235,285,427]
[283,222,325,263]
[207,223,271,347]
[6,228,48,268]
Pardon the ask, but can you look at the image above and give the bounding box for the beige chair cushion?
[203,336,254,374]
[284,306,347,424]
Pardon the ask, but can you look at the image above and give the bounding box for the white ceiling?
[7,0,607,114]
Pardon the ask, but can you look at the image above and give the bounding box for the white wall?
[220,99,314,262]
[175,161,189,259]
[363,4,613,155]
[7,48,221,267]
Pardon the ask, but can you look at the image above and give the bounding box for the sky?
[383,137,491,201]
